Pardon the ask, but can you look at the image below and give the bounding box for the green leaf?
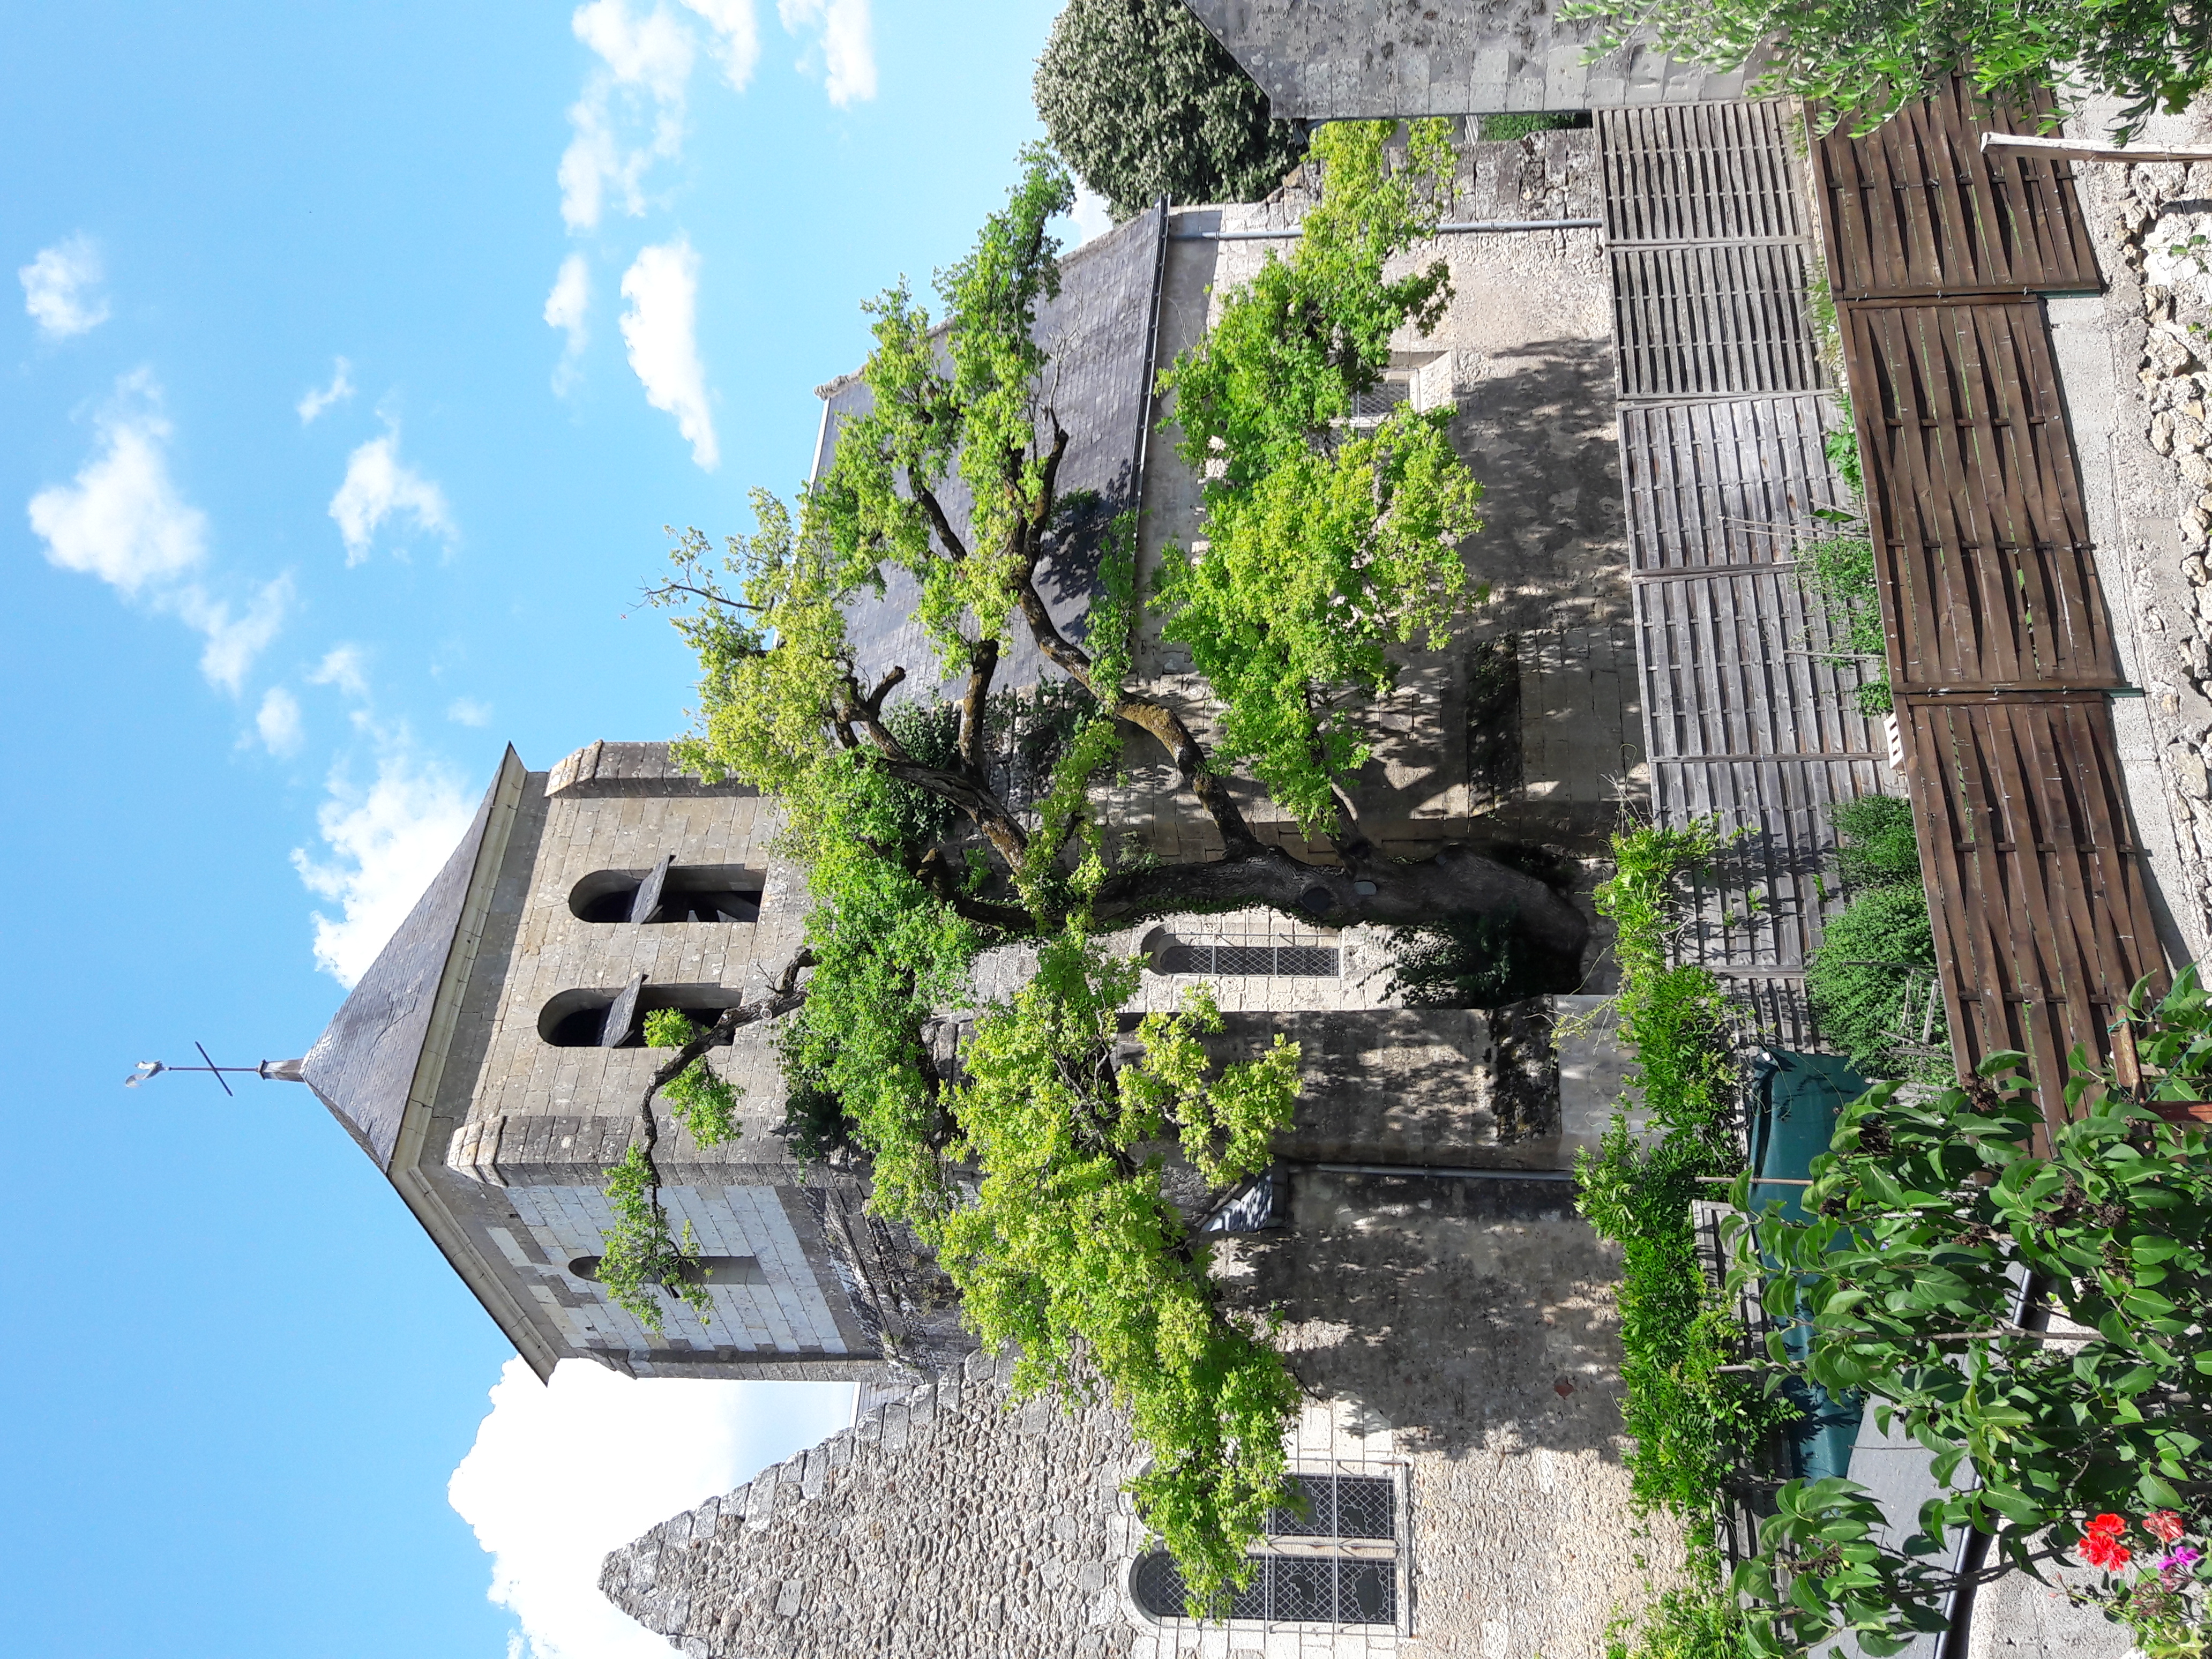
[2140,1470,2184,1507]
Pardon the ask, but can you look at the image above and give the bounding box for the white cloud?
[292,745,479,984]
[308,644,371,700]
[297,357,356,424]
[778,0,874,106]
[619,238,718,470]
[20,234,110,339]
[1067,184,1113,246]
[28,373,293,694]
[328,429,455,564]
[27,375,206,594]
[679,0,759,89]
[449,1359,853,1659]
[544,256,591,392]
[178,575,292,694]
[559,1,693,231]
[575,0,694,94]
[257,686,305,756]
[447,696,494,728]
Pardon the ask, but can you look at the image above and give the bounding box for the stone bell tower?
[282,740,945,1381]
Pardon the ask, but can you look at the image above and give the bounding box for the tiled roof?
[816,203,1168,693]
[300,754,509,1172]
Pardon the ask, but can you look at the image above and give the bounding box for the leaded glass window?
[1130,1471,1401,1628]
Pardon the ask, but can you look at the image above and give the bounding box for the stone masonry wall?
[603,1172,1675,1659]
[602,1348,1147,1659]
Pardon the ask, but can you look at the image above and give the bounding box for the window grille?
[1267,1473,1396,1539]
[1131,1471,1400,1628]
[1155,943,1340,977]
[1348,379,1412,420]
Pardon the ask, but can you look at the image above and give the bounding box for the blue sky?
[0,3,1096,1655]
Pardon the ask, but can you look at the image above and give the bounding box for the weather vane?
[124,1041,301,1098]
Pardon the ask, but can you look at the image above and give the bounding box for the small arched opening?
[569,858,762,924]
[537,981,746,1047]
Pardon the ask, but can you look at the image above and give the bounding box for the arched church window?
[569,857,763,924]
[538,980,744,1048]
[1131,1471,1400,1628]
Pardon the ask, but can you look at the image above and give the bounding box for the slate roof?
[815,202,1167,694]
[1178,0,1752,120]
[301,753,509,1172]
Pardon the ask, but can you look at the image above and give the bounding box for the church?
[276,27,1922,1648]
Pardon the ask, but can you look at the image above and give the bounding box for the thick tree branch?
[1008,569,1264,858]
[914,484,970,564]
[1091,843,1591,954]
[915,846,1034,933]
[631,949,818,1162]
[839,672,1034,871]
[860,666,906,719]
[1030,419,1071,529]
[959,636,999,779]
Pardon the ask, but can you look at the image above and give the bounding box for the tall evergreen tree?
[1033,0,1307,219]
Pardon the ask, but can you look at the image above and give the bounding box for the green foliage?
[1830,794,1919,891]
[1807,885,1945,1080]
[774,799,987,1224]
[642,1008,744,1147]
[1581,1119,1797,1534]
[1807,795,1947,1080]
[1385,907,1579,1007]
[1477,111,1590,140]
[927,928,1304,1611]
[1157,120,1485,832]
[1798,529,1889,716]
[774,1080,854,1164]
[1598,820,1743,1155]
[1578,818,1787,1548]
[1560,0,2212,143]
[596,1145,714,1331]
[1033,0,1308,220]
[2124,960,2212,1102]
[1605,1579,1752,1659]
[1164,121,1459,487]
[1722,1019,2212,1655]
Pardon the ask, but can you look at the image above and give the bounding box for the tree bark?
[1092,841,1588,955]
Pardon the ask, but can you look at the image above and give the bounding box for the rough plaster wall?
[1214,1172,1677,1659]
[2056,99,2212,973]
[1178,0,1750,121]
[1122,133,1636,869]
[603,1173,1673,1659]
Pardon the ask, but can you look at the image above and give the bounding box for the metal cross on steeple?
[124,1041,304,1097]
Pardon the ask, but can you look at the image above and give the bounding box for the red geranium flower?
[2146,1511,2187,1545]
[2080,1534,2133,1573]
[2086,1514,2128,1540]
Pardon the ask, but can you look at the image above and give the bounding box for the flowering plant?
[2074,1511,2212,1659]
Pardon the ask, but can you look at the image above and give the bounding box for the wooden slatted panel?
[1904,697,2166,1114]
[1634,570,1881,763]
[1621,395,1849,572]
[1816,80,2101,299]
[1599,101,1807,245]
[1845,301,2119,691]
[1612,243,1826,397]
[1656,756,1894,970]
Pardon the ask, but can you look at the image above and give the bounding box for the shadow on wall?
[1451,336,1626,637]
[1222,1170,1628,1461]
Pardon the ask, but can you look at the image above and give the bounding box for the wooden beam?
[1980,131,2212,165]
